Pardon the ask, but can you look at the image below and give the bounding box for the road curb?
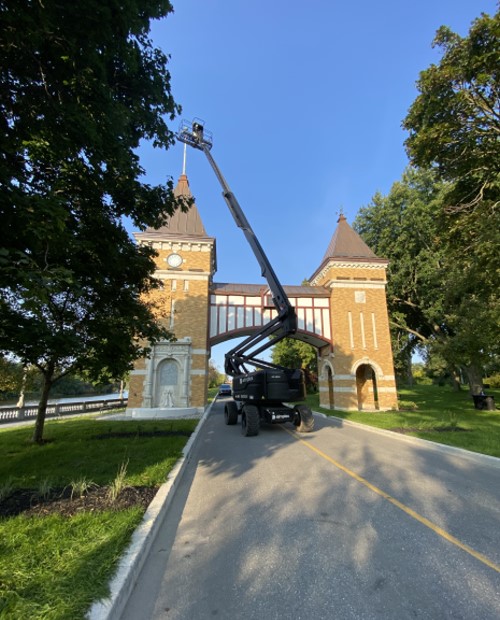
[87,400,216,620]
[315,411,500,469]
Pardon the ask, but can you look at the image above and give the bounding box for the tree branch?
[389,319,429,343]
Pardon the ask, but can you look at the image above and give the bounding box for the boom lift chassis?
[177,119,314,436]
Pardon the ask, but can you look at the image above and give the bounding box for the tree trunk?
[464,364,483,396]
[450,367,461,392]
[407,355,414,387]
[31,367,54,444]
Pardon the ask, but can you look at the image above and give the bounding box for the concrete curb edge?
[87,399,216,620]
[313,411,500,469]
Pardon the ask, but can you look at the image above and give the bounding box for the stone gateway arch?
[127,173,398,417]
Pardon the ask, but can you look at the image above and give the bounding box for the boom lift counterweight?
[177,119,314,436]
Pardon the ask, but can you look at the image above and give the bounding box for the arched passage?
[355,363,379,411]
[210,331,328,387]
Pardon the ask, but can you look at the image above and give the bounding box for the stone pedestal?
[125,407,201,420]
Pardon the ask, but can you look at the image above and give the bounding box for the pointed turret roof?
[309,214,386,283]
[151,174,209,238]
[135,174,211,241]
[321,214,377,262]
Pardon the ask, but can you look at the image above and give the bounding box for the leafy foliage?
[271,337,318,391]
[355,168,446,363]
[0,356,23,394]
[208,359,225,388]
[0,1,184,441]
[271,338,317,372]
[403,10,500,212]
[401,8,500,390]
[355,166,499,390]
[0,358,40,399]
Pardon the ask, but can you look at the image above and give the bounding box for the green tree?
[401,9,500,392]
[271,338,318,391]
[403,10,500,213]
[0,356,22,396]
[0,358,40,402]
[355,168,446,357]
[0,0,184,442]
[355,166,498,393]
[208,359,225,388]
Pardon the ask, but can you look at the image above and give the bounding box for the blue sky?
[135,0,497,371]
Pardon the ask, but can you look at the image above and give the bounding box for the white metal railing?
[0,398,128,424]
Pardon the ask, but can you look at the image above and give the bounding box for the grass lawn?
[207,386,219,401]
[305,383,500,458]
[0,415,198,619]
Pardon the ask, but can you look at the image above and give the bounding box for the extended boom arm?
[177,119,297,376]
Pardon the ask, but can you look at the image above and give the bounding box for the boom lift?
[177,119,314,436]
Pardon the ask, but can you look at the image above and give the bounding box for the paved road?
[121,400,500,620]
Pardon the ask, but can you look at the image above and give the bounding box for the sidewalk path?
[120,399,500,620]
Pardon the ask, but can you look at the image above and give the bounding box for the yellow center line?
[283,426,500,574]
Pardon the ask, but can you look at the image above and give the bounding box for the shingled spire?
[146,173,209,238]
[321,214,377,262]
[135,173,209,241]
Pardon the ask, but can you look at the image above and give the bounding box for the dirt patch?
[0,485,159,519]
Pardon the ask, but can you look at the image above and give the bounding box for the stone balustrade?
[0,398,128,424]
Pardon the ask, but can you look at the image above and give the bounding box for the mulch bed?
[0,485,159,519]
[1,430,193,519]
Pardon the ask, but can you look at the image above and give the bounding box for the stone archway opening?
[210,332,327,397]
[355,363,379,411]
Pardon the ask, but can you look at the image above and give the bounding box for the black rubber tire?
[241,405,260,436]
[293,405,314,432]
[224,401,238,425]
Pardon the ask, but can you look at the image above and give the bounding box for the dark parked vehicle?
[218,383,232,396]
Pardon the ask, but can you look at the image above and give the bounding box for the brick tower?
[310,215,398,411]
[127,173,215,416]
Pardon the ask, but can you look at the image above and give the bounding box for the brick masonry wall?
[128,375,145,408]
[315,261,398,411]
[129,240,214,409]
